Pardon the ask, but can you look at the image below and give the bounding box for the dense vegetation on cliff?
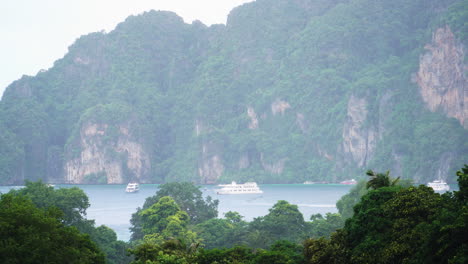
[0,0,467,185]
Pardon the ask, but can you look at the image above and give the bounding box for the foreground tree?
[130,182,218,241]
[335,180,367,219]
[248,200,306,248]
[304,165,468,264]
[9,180,90,225]
[307,213,344,238]
[365,170,400,189]
[138,196,198,244]
[92,225,133,264]
[129,238,199,264]
[7,181,130,264]
[253,240,306,264]
[194,211,248,249]
[0,193,105,264]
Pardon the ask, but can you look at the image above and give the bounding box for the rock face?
[247,106,259,129]
[260,153,286,174]
[295,113,307,133]
[64,122,150,184]
[416,26,468,129]
[435,152,455,181]
[342,95,377,168]
[271,99,291,115]
[238,153,250,169]
[196,120,225,184]
[198,142,224,184]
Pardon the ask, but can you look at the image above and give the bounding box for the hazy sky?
[0,0,254,97]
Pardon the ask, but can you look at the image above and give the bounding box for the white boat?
[427,179,450,191]
[125,183,140,193]
[304,181,329,184]
[340,179,357,185]
[216,181,263,195]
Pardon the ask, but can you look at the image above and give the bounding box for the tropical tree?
[248,200,306,248]
[455,164,468,202]
[130,182,218,241]
[365,170,400,189]
[194,211,248,249]
[129,238,199,264]
[253,240,306,264]
[92,225,132,264]
[307,213,344,238]
[150,182,219,223]
[195,245,255,264]
[7,181,130,264]
[137,196,198,244]
[9,180,90,226]
[336,180,368,219]
[0,193,105,264]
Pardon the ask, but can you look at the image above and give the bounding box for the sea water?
[1,184,353,241]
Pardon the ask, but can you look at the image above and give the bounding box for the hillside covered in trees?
[0,0,467,185]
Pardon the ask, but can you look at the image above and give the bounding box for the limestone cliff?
[196,119,224,184]
[64,122,150,184]
[416,26,468,129]
[271,99,291,116]
[198,146,224,184]
[247,106,259,129]
[260,153,286,174]
[341,95,377,168]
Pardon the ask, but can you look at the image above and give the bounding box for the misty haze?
[0,0,467,263]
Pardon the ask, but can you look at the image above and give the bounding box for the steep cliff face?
[341,95,377,168]
[271,99,291,116]
[416,26,468,129]
[64,122,150,184]
[196,120,225,184]
[260,153,287,174]
[1,1,467,185]
[198,146,224,184]
[247,106,259,129]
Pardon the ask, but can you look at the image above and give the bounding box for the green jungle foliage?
[304,165,468,264]
[127,165,468,263]
[130,182,219,241]
[2,181,132,264]
[129,182,352,250]
[0,0,467,186]
[0,193,105,264]
[1,165,467,263]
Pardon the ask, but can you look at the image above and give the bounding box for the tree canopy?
[303,164,468,264]
[0,193,105,264]
[130,182,218,241]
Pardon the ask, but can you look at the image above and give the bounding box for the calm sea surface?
[1,184,353,241]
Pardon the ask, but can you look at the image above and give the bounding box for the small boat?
[216,181,263,195]
[340,179,357,185]
[304,181,329,184]
[427,179,450,191]
[125,183,140,193]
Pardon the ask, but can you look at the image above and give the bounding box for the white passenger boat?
[427,179,450,191]
[216,181,263,194]
[340,179,357,185]
[125,183,140,193]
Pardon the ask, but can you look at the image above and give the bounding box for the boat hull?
[216,181,263,195]
[216,190,263,195]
